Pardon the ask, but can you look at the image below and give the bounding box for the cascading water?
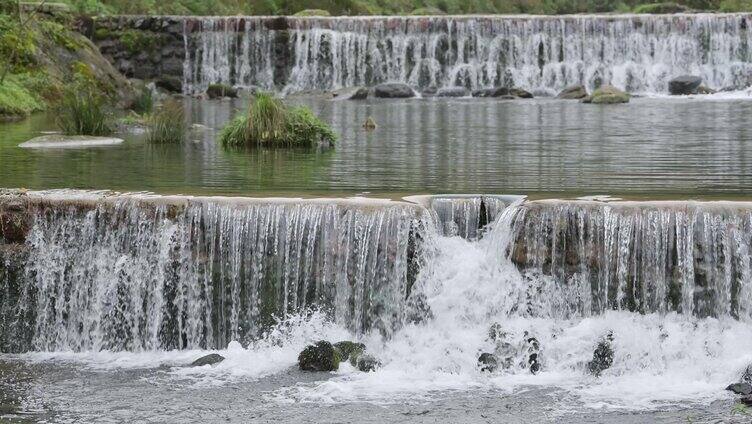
[182,14,752,95]
[0,192,428,353]
[2,192,752,411]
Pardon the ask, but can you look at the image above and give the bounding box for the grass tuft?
[219,93,336,148]
[55,81,113,135]
[132,86,154,115]
[146,99,186,143]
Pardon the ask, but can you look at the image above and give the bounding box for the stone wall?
[83,16,187,92]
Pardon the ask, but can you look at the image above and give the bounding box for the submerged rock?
[436,87,469,97]
[190,353,225,367]
[206,83,239,99]
[333,341,366,363]
[19,136,123,149]
[472,87,532,98]
[583,85,630,104]
[356,354,381,372]
[587,332,615,377]
[727,383,752,395]
[557,85,588,99]
[668,75,703,95]
[478,352,498,372]
[509,88,533,99]
[373,83,415,98]
[298,341,341,371]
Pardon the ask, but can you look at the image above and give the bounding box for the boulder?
[695,85,716,95]
[437,87,469,98]
[334,87,368,100]
[727,383,752,395]
[743,395,752,406]
[373,83,415,99]
[509,88,533,99]
[190,353,225,367]
[333,341,366,363]
[356,354,381,372]
[155,76,183,93]
[478,352,498,372]
[668,75,703,95]
[298,341,341,371]
[362,117,377,130]
[583,85,630,104]
[206,84,239,99]
[557,85,588,99]
[587,333,614,377]
[525,333,541,374]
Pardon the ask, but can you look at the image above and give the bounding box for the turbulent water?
[183,14,752,94]
[1,192,752,419]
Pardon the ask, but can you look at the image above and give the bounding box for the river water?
[1,95,752,199]
[2,95,752,423]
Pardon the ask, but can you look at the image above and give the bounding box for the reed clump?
[55,82,113,136]
[219,93,336,148]
[146,99,187,143]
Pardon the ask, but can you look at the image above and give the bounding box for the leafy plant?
[55,80,113,135]
[146,99,186,143]
[219,92,336,148]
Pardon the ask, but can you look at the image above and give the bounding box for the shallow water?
[2,95,752,199]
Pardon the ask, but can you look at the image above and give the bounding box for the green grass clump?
[0,76,45,117]
[294,8,331,15]
[55,82,114,135]
[219,93,336,148]
[132,86,154,115]
[633,2,690,12]
[146,100,186,143]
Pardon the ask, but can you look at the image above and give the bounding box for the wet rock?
[373,83,415,98]
[206,83,238,99]
[363,117,377,130]
[669,75,703,95]
[478,352,498,372]
[0,201,30,244]
[356,354,381,372]
[742,395,752,406]
[741,365,752,384]
[525,332,541,374]
[155,76,183,93]
[583,85,630,104]
[695,85,716,95]
[487,323,515,370]
[436,87,469,97]
[190,353,225,367]
[587,332,615,377]
[727,383,752,395]
[509,88,533,99]
[298,341,341,371]
[20,136,123,149]
[350,87,369,99]
[557,85,588,99]
[333,341,366,363]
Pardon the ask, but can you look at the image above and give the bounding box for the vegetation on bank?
[219,93,336,148]
[56,0,752,16]
[0,1,133,120]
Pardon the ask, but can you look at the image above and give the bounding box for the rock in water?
[727,383,752,395]
[668,75,703,95]
[509,88,533,98]
[333,341,366,363]
[190,353,225,367]
[206,83,238,99]
[557,85,588,99]
[19,136,123,149]
[356,354,381,372]
[525,332,541,374]
[363,117,377,130]
[587,332,615,377]
[741,365,752,384]
[436,87,469,97]
[478,352,498,372]
[583,85,630,104]
[298,341,341,371]
[373,83,415,98]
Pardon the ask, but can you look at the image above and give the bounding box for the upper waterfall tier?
[179,14,752,94]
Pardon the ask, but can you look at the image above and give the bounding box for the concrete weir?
[2,190,752,353]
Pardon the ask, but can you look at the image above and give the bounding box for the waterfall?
[509,200,752,319]
[0,193,428,353]
[3,192,752,355]
[183,14,752,94]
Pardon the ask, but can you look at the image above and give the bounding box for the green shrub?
[719,0,752,10]
[633,2,691,12]
[219,93,336,148]
[55,81,113,135]
[294,8,331,15]
[146,99,186,143]
[0,75,45,117]
[132,86,154,115]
